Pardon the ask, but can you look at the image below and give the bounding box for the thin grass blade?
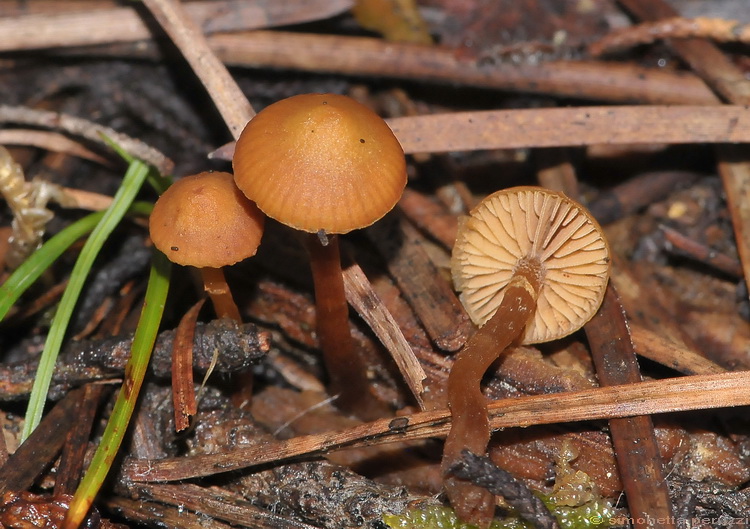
[62,250,171,529]
[21,160,152,440]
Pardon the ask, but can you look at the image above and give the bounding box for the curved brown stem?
[443,266,540,528]
[306,234,382,419]
[200,266,241,322]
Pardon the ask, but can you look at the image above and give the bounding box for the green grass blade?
[62,250,171,529]
[21,160,152,440]
[0,202,152,323]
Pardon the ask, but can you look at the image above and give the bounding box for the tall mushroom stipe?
[444,186,610,527]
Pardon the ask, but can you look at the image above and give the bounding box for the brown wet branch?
[0,319,270,401]
[448,451,559,529]
[0,387,88,494]
[123,370,750,482]
[140,0,255,139]
[585,284,675,528]
[209,31,718,104]
[212,104,750,161]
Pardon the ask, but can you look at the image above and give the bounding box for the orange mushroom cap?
[232,93,407,234]
[149,171,265,269]
[452,186,610,344]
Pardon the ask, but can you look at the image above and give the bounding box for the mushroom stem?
[199,266,242,322]
[306,234,378,418]
[443,262,541,527]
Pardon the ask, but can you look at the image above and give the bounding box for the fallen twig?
[342,261,426,410]
[124,369,750,482]
[590,17,750,57]
[0,105,173,174]
[210,31,718,104]
[141,0,255,138]
[585,284,675,528]
[0,0,352,52]
[211,104,750,160]
[449,451,559,529]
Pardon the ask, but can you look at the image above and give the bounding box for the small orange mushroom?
[232,93,407,417]
[148,171,265,321]
[444,186,610,527]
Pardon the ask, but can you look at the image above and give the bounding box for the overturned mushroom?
[444,186,610,527]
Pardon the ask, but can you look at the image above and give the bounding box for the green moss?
[383,442,613,529]
[540,439,614,528]
[382,505,532,529]
[540,494,613,528]
[382,498,612,529]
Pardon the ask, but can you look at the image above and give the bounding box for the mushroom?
[232,93,407,417]
[443,186,610,526]
[149,171,265,321]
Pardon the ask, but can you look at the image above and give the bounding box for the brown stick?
[54,385,107,496]
[590,17,750,57]
[210,31,718,105]
[212,104,750,161]
[585,284,675,529]
[0,386,88,494]
[629,325,726,376]
[341,262,426,409]
[587,170,702,225]
[386,105,750,154]
[0,104,173,174]
[171,300,205,432]
[661,225,743,279]
[366,214,473,352]
[124,370,750,482]
[140,0,255,139]
[0,0,353,52]
[126,482,322,529]
[0,129,109,165]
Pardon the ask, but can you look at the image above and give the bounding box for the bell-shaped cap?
[232,93,407,234]
[149,171,265,268]
[452,186,610,344]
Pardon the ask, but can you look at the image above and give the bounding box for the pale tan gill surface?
[452,186,610,344]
